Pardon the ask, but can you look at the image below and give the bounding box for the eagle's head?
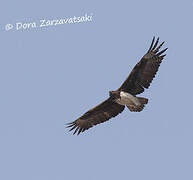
[109,90,120,100]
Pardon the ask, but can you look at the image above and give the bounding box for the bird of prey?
[66,37,167,135]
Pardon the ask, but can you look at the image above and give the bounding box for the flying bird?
[66,37,167,135]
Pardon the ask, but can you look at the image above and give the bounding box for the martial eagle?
[66,37,167,135]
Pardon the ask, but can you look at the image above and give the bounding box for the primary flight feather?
[66,37,168,135]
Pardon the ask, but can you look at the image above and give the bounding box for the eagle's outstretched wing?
[66,98,125,135]
[119,37,167,95]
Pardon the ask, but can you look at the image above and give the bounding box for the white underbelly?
[116,91,140,106]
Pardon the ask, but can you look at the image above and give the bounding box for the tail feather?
[127,97,148,112]
[137,97,148,105]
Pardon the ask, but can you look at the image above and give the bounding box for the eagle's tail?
[127,97,148,112]
[137,97,148,105]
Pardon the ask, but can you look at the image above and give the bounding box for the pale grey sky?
[0,0,193,180]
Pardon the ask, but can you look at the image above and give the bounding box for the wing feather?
[66,98,125,135]
[119,37,167,95]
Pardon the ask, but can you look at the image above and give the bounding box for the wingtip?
[73,127,79,135]
[152,36,155,43]
[163,47,168,52]
[66,122,74,128]
[148,36,156,52]
[161,54,166,58]
[152,37,160,51]
[157,47,168,56]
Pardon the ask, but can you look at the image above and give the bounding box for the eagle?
[66,37,167,135]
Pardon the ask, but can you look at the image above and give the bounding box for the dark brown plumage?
[119,37,167,95]
[66,98,125,135]
[66,37,167,135]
